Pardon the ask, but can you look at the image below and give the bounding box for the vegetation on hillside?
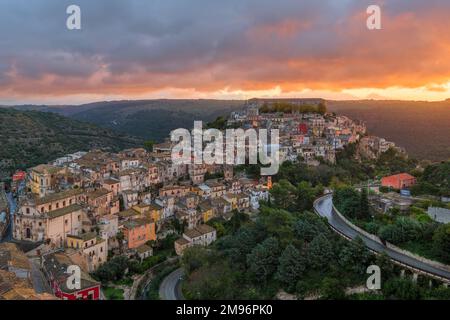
[411,161,450,197]
[328,99,450,161]
[0,108,142,180]
[334,186,450,264]
[259,101,327,114]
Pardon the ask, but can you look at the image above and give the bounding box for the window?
[56,203,59,209]
[26,208,30,214]
[63,201,66,206]
[49,205,52,211]
[78,215,81,221]
[65,219,68,225]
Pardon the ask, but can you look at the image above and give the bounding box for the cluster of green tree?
[204,171,224,181]
[0,108,142,181]
[333,186,370,220]
[93,235,177,283]
[206,210,250,238]
[181,206,376,299]
[374,148,418,177]
[102,286,125,300]
[93,256,131,283]
[349,252,450,300]
[269,179,323,212]
[143,140,156,152]
[205,116,227,130]
[259,102,327,115]
[411,161,450,197]
[275,147,376,188]
[377,217,450,264]
[334,187,450,264]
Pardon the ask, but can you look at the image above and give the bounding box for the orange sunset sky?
[0,0,450,104]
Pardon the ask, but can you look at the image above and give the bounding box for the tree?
[338,237,371,275]
[294,212,329,243]
[93,256,129,282]
[258,208,295,247]
[246,237,280,282]
[270,179,297,211]
[334,186,361,219]
[378,216,424,244]
[307,234,334,270]
[375,252,395,282]
[276,245,306,291]
[181,247,216,275]
[359,188,370,219]
[218,224,266,268]
[320,277,346,300]
[143,140,155,152]
[229,210,249,233]
[296,181,316,212]
[383,278,422,300]
[432,224,450,263]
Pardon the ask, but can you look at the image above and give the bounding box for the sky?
[1,0,450,104]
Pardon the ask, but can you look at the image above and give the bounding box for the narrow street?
[29,257,52,294]
[1,192,16,242]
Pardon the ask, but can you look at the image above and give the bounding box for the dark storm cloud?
[0,0,449,99]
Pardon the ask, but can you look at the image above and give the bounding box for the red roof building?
[381,173,416,190]
[298,123,308,135]
[42,253,100,300]
[12,171,26,182]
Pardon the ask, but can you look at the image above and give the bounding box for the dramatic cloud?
[0,0,450,103]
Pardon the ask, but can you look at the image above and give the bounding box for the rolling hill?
[327,100,450,161]
[3,98,450,162]
[8,100,246,142]
[0,108,143,180]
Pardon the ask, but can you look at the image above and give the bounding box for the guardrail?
[314,193,450,283]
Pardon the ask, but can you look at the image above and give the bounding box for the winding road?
[159,194,450,300]
[159,268,184,300]
[314,194,450,283]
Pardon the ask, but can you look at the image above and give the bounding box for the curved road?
[314,194,450,282]
[159,268,185,300]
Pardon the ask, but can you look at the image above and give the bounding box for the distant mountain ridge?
[5,99,246,142]
[0,108,142,180]
[327,100,450,161]
[2,98,449,161]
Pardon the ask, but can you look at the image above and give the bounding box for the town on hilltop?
[1,100,404,300]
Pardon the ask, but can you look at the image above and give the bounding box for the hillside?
[4,99,450,161]
[327,100,450,161]
[0,108,142,180]
[9,100,246,142]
